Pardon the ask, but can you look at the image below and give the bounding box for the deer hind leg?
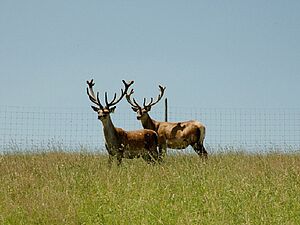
[192,143,208,159]
[142,145,159,164]
[150,146,159,163]
[200,144,208,159]
[192,128,208,159]
[142,154,152,163]
[143,133,159,163]
[158,144,167,162]
[157,136,167,162]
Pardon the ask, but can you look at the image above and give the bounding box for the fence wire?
[0,105,299,153]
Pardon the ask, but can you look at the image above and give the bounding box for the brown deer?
[86,79,159,166]
[126,85,207,159]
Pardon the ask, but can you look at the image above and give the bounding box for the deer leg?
[143,133,158,163]
[106,144,114,168]
[157,145,165,162]
[200,145,208,159]
[116,156,122,166]
[116,151,123,166]
[141,148,158,164]
[158,142,167,161]
[193,128,208,159]
[150,147,159,163]
[142,154,152,163]
[192,143,208,159]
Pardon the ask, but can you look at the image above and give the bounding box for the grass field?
[0,151,300,224]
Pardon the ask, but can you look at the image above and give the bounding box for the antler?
[126,89,141,109]
[104,80,134,108]
[86,79,104,109]
[143,85,166,108]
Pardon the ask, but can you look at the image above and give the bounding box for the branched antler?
[143,85,166,108]
[126,84,166,111]
[104,80,134,108]
[86,79,104,109]
[126,89,141,110]
[87,79,134,109]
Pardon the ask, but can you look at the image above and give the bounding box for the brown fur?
[103,118,159,166]
[140,114,207,158]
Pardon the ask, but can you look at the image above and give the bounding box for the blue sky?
[0,0,299,111]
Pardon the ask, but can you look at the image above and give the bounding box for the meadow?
[0,151,299,225]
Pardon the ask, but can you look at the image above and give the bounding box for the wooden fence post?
[165,98,168,122]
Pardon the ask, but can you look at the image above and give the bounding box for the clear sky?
[0,0,299,111]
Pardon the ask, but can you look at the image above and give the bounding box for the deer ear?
[132,107,138,112]
[110,106,116,113]
[91,106,99,112]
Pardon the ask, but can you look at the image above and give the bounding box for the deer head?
[87,79,134,121]
[126,85,166,120]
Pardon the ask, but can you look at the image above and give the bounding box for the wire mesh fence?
[169,107,300,152]
[0,105,299,153]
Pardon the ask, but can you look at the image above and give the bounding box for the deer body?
[139,113,206,157]
[126,85,207,158]
[102,117,158,162]
[87,79,159,165]
[157,121,205,149]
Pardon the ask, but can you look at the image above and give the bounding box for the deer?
[126,85,207,159]
[86,79,159,166]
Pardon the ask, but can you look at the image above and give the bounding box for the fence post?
[165,98,168,122]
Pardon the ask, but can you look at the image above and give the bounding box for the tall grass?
[0,151,299,224]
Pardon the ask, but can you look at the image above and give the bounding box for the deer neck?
[100,116,120,145]
[141,113,157,131]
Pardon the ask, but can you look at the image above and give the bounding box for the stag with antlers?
[86,79,159,166]
[126,85,207,159]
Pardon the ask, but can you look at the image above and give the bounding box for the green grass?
[0,151,300,224]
